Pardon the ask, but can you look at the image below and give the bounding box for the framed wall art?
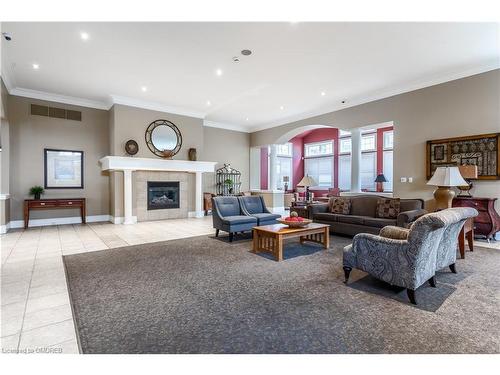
[44,148,84,189]
[426,133,500,180]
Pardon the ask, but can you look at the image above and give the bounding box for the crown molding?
[248,63,500,133]
[203,120,251,133]
[8,87,110,110]
[111,95,205,119]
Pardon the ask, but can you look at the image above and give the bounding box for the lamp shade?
[427,166,468,187]
[458,165,478,179]
[374,174,388,183]
[297,175,317,187]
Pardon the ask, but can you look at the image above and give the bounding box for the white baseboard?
[8,215,111,230]
[110,216,137,224]
[188,211,205,218]
[0,222,11,234]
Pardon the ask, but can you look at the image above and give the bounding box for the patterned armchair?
[343,208,477,304]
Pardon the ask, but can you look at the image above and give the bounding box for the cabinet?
[452,197,500,240]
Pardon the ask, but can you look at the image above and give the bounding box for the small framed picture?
[44,149,84,189]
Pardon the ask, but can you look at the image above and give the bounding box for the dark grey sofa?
[308,195,426,236]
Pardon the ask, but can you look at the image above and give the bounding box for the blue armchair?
[212,196,257,242]
[343,207,478,304]
[238,196,281,226]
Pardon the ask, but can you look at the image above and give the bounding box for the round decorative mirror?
[145,119,182,158]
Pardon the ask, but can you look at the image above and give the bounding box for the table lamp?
[283,176,290,192]
[297,175,317,203]
[427,166,467,210]
[457,165,478,197]
[374,173,387,192]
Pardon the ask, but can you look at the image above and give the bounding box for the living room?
[1,1,500,373]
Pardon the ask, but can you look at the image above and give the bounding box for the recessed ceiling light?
[280,106,284,110]
[141,86,147,92]
[246,117,249,121]
[241,49,252,56]
[321,91,326,96]
[206,100,211,106]
[32,63,39,70]
[215,68,223,76]
[80,32,90,41]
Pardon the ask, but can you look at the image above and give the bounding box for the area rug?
[63,235,500,354]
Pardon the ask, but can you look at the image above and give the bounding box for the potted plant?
[29,186,44,200]
[224,178,234,194]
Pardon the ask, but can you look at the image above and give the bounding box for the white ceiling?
[1,22,499,132]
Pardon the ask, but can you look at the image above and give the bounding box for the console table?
[452,197,500,241]
[23,198,86,229]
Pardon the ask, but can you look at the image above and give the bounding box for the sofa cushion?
[329,197,351,214]
[376,198,401,219]
[222,215,257,225]
[350,196,378,217]
[252,213,281,221]
[314,212,341,222]
[337,215,365,225]
[364,217,397,228]
[241,196,264,214]
[214,197,241,217]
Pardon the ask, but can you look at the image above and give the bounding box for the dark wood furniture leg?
[81,201,86,224]
[449,263,457,274]
[428,276,437,288]
[343,267,352,284]
[458,227,465,259]
[407,289,417,305]
[467,227,474,252]
[24,201,29,229]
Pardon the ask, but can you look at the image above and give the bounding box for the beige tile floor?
[1,213,497,354]
[1,216,217,354]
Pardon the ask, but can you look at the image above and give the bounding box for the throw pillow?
[329,197,351,214]
[376,198,401,219]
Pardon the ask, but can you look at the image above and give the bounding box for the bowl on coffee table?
[277,217,312,228]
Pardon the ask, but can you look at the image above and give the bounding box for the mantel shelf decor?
[216,164,242,196]
[426,133,500,180]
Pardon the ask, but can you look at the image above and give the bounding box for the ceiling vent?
[31,104,82,122]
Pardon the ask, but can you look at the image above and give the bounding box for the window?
[276,143,292,157]
[338,154,351,191]
[304,140,333,157]
[383,150,393,192]
[276,156,292,190]
[275,143,292,189]
[339,129,351,137]
[360,152,376,190]
[339,138,351,154]
[304,157,334,188]
[361,133,376,151]
[383,131,394,150]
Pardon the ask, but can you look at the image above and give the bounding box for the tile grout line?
[15,227,42,351]
[1,231,23,266]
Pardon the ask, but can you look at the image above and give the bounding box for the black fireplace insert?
[147,181,180,210]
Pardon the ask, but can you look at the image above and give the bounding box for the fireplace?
[147,181,180,210]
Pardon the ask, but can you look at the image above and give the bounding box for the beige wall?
[8,95,110,221]
[251,69,500,210]
[107,104,250,218]
[202,126,251,194]
[1,79,10,227]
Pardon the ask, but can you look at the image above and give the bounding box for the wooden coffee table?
[252,223,330,261]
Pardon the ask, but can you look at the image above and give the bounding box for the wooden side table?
[24,198,86,229]
[458,217,474,259]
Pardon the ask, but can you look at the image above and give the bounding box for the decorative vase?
[34,193,41,200]
[188,148,197,161]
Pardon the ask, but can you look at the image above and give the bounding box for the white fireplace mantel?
[99,156,217,224]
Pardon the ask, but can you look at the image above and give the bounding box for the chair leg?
[407,289,417,305]
[229,232,234,242]
[343,267,352,284]
[428,276,437,288]
[449,263,457,274]
[215,229,219,237]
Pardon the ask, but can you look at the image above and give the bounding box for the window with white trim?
[275,143,292,189]
[304,157,334,188]
[304,140,333,157]
[360,152,377,190]
[361,133,376,151]
[338,154,351,191]
[383,130,394,150]
[383,150,393,192]
[339,138,352,154]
